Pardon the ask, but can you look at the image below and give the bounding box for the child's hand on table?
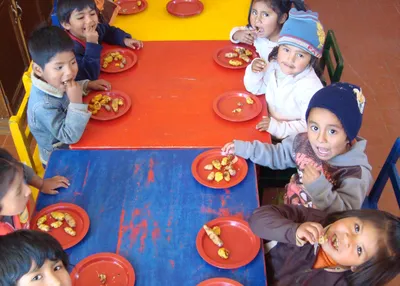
[302,164,321,185]
[83,23,99,44]
[65,80,83,104]
[124,38,143,50]
[296,222,324,244]
[256,116,270,132]
[88,79,111,91]
[251,58,267,73]
[233,29,256,45]
[221,142,235,155]
[41,176,70,195]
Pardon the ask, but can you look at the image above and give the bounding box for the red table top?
[72,41,271,149]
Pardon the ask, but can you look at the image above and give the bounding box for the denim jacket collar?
[31,72,64,98]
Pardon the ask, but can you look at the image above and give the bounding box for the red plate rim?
[166,0,204,17]
[213,45,257,70]
[118,0,148,15]
[31,203,90,250]
[84,90,132,121]
[100,49,137,73]
[70,252,136,286]
[191,149,248,189]
[196,217,261,269]
[197,277,244,286]
[212,91,262,122]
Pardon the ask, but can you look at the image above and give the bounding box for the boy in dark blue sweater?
[57,0,143,81]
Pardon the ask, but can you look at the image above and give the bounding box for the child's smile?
[62,7,99,40]
[277,45,311,76]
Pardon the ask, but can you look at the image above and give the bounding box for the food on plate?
[231,155,239,164]
[64,213,76,228]
[234,47,245,54]
[223,171,231,182]
[51,212,65,221]
[38,224,50,232]
[212,226,221,236]
[246,96,254,105]
[224,52,238,58]
[212,160,222,170]
[228,168,237,176]
[88,94,124,115]
[137,0,142,7]
[112,98,120,113]
[239,54,251,63]
[203,224,224,247]
[318,234,328,244]
[245,49,253,56]
[232,108,242,113]
[221,157,229,166]
[204,164,213,171]
[64,227,77,237]
[98,273,107,284]
[215,172,223,182]
[102,51,126,69]
[228,60,242,67]
[218,247,230,259]
[237,102,243,107]
[37,215,47,226]
[51,220,63,229]
[207,171,215,181]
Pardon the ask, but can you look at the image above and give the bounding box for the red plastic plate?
[213,91,262,122]
[213,45,257,69]
[191,149,248,189]
[31,203,90,250]
[117,0,148,15]
[100,48,137,73]
[70,253,135,286]
[167,0,204,17]
[196,217,260,269]
[197,278,243,286]
[84,90,132,121]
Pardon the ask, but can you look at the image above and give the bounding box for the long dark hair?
[0,149,24,212]
[324,209,400,286]
[268,46,323,77]
[246,0,306,28]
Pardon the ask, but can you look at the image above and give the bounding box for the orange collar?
[313,248,338,269]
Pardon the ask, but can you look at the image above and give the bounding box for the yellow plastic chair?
[9,64,44,200]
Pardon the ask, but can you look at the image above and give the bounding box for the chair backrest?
[8,67,44,199]
[319,30,344,86]
[362,137,400,209]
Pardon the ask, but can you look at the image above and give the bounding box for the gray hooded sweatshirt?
[234,133,372,213]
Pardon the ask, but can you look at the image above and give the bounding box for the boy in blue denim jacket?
[27,25,111,165]
[57,0,143,81]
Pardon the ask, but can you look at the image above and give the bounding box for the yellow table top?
[113,0,250,41]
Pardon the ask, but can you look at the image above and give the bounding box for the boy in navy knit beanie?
[222,82,372,213]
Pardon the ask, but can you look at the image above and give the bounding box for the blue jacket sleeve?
[98,23,131,47]
[74,41,103,81]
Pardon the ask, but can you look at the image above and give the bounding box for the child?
[244,8,324,139]
[222,83,372,213]
[0,230,71,286]
[57,0,143,81]
[249,204,400,286]
[28,25,110,165]
[0,148,69,235]
[230,0,305,60]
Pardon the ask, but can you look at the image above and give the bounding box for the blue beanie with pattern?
[305,83,366,141]
[278,8,325,58]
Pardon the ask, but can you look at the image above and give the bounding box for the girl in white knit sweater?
[230,0,306,61]
[244,8,325,139]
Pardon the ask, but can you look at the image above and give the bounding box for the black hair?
[268,46,323,77]
[28,25,74,69]
[0,230,69,285]
[247,0,306,28]
[0,148,24,212]
[57,0,98,24]
[324,209,400,286]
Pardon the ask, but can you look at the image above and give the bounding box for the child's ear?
[279,13,288,25]
[32,62,44,77]
[61,21,71,31]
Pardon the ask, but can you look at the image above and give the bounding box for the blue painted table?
[36,149,267,285]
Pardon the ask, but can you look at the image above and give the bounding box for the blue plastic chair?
[51,0,61,27]
[362,137,400,209]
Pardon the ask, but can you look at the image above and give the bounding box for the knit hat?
[305,83,366,142]
[278,8,325,58]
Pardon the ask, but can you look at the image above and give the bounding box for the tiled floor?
[1,0,399,284]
